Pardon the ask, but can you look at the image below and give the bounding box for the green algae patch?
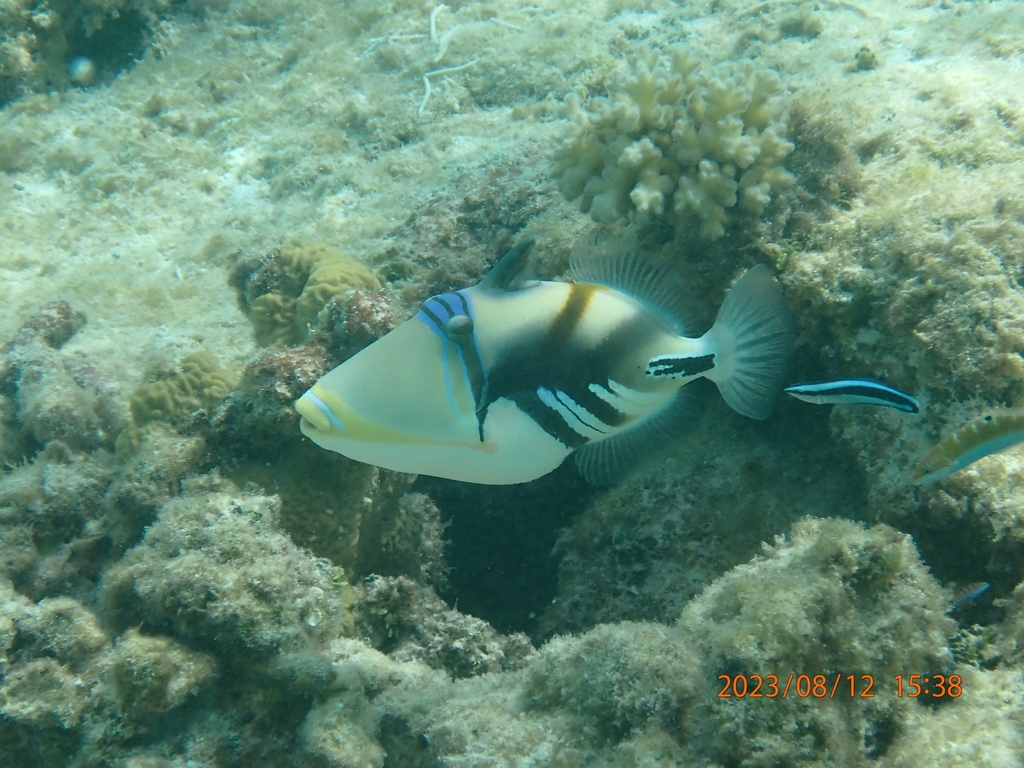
[231,239,381,347]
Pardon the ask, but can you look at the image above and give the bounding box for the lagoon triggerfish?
[295,235,795,485]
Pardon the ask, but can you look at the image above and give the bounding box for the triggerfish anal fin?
[785,379,921,414]
[913,409,1024,485]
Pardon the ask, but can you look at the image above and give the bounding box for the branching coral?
[554,48,795,240]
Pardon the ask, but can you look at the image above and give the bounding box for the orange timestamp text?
[717,673,876,699]
[717,673,963,699]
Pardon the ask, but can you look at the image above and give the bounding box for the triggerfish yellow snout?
[296,234,795,485]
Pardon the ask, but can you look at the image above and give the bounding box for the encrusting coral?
[554,48,795,240]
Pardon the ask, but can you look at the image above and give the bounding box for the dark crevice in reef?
[416,462,594,640]
[63,11,150,87]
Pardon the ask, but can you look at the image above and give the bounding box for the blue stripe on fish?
[952,581,991,607]
[417,291,490,434]
[784,379,920,414]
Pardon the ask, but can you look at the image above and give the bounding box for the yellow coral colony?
[241,240,381,347]
[554,49,795,240]
[115,351,237,456]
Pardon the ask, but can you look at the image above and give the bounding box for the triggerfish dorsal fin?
[570,230,694,333]
[479,236,538,292]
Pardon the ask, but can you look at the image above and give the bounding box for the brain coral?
[115,350,236,456]
[554,48,795,240]
[231,239,381,347]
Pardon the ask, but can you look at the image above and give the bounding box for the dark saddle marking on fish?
[479,311,657,447]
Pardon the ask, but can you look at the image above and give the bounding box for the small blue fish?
[952,581,991,607]
[784,379,920,414]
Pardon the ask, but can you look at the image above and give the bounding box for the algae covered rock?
[0,580,110,766]
[300,698,386,768]
[539,408,866,638]
[0,300,122,457]
[678,517,956,766]
[681,517,954,674]
[108,629,216,719]
[555,48,794,240]
[373,518,957,767]
[100,477,352,661]
[884,666,1024,767]
[17,595,107,669]
[353,575,534,679]
[0,0,167,108]
[0,445,118,599]
[524,621,698,744]
[0,657,86,729]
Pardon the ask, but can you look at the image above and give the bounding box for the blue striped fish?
[913,410,1024,485]
[784,380,920,413]
[296,235,795,485]
[952,581,990,607]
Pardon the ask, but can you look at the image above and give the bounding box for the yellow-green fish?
[295,235,794,485]
[913,410,1024,485]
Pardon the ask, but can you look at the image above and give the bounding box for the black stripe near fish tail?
[646,354,715,379]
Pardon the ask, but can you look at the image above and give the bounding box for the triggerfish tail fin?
[704,264,795,420]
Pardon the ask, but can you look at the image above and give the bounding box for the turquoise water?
[2,0,1024,765]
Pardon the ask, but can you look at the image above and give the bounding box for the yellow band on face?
[300,384,496,453]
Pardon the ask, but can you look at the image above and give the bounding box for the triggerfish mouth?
[295,234,795,485]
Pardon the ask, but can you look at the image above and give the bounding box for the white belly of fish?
[305,397,571,484]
